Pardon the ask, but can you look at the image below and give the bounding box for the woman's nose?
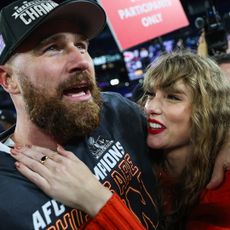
[144,97,162,115]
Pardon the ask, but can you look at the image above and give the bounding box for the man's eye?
[43,45,61,53]
[75,43,88,52]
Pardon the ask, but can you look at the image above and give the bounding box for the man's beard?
[20,72,102,143]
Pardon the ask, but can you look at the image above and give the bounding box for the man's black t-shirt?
[0,92,159,230]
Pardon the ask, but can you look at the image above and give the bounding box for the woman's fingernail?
[57,144,64,151]
[14,144,23,150]
[11,148,20,155]
[15,162,20,168]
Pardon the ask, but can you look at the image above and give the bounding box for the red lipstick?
[148,118,166,135]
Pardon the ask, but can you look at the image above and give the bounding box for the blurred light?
[102,64,107,70]
[139,79,144,83]
[125,92,133,98]
[110,79,120,86]
[108,63,115,68]
[135,69,143,76]
[98,82,110,88]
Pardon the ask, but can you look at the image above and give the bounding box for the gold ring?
[40,155,49,164]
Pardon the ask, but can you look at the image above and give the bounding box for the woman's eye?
[167,94,180,100]
[145,91,155,98]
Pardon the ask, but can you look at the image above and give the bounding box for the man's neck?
[13,120,58,150]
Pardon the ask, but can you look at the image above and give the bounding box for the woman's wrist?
[84,187,113,217]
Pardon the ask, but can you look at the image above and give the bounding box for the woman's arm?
[207,131,230,189]
[83,193,145,230]
[187,171,230,230]
[10,145,145,229]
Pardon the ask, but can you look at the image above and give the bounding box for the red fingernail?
[11,148,20,155]
[14,144,23,150]
[57,144,64,150]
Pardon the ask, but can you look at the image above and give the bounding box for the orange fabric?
[187,171,230,230]
[82,171,230,229]
[82,193,145,230]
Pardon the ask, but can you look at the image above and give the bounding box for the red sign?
[98,0,189,50]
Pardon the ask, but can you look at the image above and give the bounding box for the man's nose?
[66,45,90,73]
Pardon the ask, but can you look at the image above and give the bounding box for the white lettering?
[115,142,125,155]
[142,13,162,27]
[103,153,117,168]
[32,199,66,230]
[51,200,65,216]
[118,9,125,20]
[41,2,58,11]
[98,163,108,177]
[12,1,58,24]
[34,5,49,16]
[33,210,46,230]
[117,0,171,20]
[26,8,40,20]
[94,165,106,180]
[93,142,126,180]
[100,158,111,171]
[20,13,32,25]
[42,201,52,225]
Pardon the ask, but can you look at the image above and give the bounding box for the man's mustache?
[57,71,95,95]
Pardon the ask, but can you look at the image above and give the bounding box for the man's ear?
[0,65,20,94]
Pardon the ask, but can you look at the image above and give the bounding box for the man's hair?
[140,50,230,228]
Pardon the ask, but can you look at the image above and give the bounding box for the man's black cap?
[0,0,106,64]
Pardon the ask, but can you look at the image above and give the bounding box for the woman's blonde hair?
[141,50,230,228]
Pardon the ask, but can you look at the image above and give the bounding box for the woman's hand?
[207,138,230,189]
[10,145,112,217]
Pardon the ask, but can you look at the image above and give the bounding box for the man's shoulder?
[101,91,129,103]
[101,92,143,113]
[99,92,146,132]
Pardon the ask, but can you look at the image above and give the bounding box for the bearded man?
[0,1,159,229]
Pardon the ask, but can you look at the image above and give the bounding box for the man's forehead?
[16,20,86,52]
[36,19,82,35]
[220,63,230,69]
[219,63,230,79]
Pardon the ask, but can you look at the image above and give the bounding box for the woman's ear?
[0,65,20,94]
